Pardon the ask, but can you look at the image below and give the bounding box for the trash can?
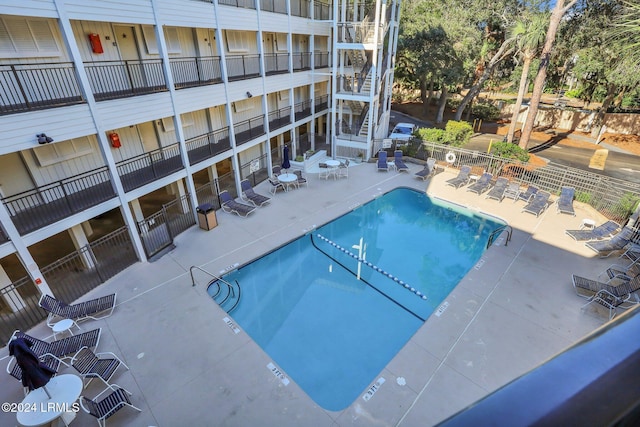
[196,203,217,231]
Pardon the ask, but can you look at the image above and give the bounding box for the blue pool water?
[208,187,504,411]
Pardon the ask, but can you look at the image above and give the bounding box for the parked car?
[388,122,417,142]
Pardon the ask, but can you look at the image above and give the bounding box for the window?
[33,137,93,167]
[160,113,194,132]
[142,25,182,55]
[275,33,287,52]
[226,31,249,53]
[232,101,252,113]
[0,17,60,58]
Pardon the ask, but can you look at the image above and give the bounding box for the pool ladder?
[487,225,512,249]
[190,266,242,313]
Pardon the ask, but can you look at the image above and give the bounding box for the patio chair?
[485,177,509,201]
[39,293,116,327]
[571,274,640,299]
[565,220,621,242]
[71,346,129,388]
[219,190,256,217]
[377,151,389,172]
[272,166,282,176]
[556,186,576,216]
[240,180,271,207]
[394,150,409,172]
[521,191,551,217]
[516,185,538,203]
[598,263,640,283]
[581,288,639,320]
[268,178,286,193]
[80,382,141,427]
[467,172,493,195]
[585,227,637,256]
[7,329,102,381]
[293,170,308,187]
[620,244,640,264]
[414,158,442,181]
[318,163,331,180]
[337,159,349,178]
[446,165,472,189]
[503,182,521,201]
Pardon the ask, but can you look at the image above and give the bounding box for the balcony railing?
[291,0,310,17]
[294,99,312,121]
[170,56,223,89]
[268,106,292,131]
[337,23,384,44]
[315,94,329,111]
[292,52,311,71]
[314,52,330,69]
[85,59,168,101]
[314,1,332,20]
[226,54,261,81]
[0,226,8,243]
[234,115,265,145]
[264,53,289,75]
[1,167,115,235]
[260,0,287,14]
[0,62,85,115]
[219,0,256,9]
[116,143,183,192]
[186,127,231,165]
[337,74,368,95]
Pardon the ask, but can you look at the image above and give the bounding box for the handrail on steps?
[190,265,241,312]
[487,224,512,249]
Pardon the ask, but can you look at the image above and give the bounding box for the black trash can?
[196,203,217,231]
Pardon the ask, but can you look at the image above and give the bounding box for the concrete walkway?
[0,162,621,427]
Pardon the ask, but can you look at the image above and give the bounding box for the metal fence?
[391,139,640,224]
[85,59,168,101]
[170,56,223,88]
[0,226,138,344]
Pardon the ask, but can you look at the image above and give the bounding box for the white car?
[388,122,417,141]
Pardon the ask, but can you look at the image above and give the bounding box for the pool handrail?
[487,224,512,248]
[190,265,242,313]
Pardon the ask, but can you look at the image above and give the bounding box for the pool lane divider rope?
[310,234,427,322]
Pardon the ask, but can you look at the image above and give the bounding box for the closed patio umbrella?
[282,145,291,171]
[9,337,55,398]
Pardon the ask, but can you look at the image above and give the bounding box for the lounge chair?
[377,151,388,172]
[414,158,442,181]
[598,263,640,283]
[556,186,576,216]
[7,329,102,381]
[294,170,308,187]
[39,293,116,326]
[620,244,640,264]
[581,289,638,320]
[572,274,640,299]
[585,227,638,256]
[485,177,509,201]
[467,172,493,195]
[446,165,472,189]
[521,190,551,216]
[219,190,256,217]
[71,346,129,388]
[240,180,271,207]
[565,220,620,241]
[394,150,409,172]
[516,185,538,203]
[503,182,521,201]
[80,382,142,426]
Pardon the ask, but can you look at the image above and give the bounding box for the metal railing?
[219,0,256,8]
[239,152,270,185]
[264,53,289,75]
[292,52,312,71]
[294,99,312,121]
[268,106,292,131]
[315,94,329,111]
[116,143,183,192]
[0,62,84,115]
[226,54,261,81]
[195,171,235,205]
[186,127,231,165]
[190,266,241,313]
[337,73,369,95]
[85,59,167,101]
[291,0,310,17]
[137,194,195,259]
[233,115,266,145]
[1,167,116,235]
[260,0,287,13]
[170,56,223,89]
[314,52,330,69]
[314,1,332,19]
[0,226,137,344]
[337,23,383,44]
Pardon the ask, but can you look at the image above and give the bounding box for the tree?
[505,13,549,144]
[518,0,579,150]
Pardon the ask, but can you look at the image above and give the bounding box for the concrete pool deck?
[0,160,624,426]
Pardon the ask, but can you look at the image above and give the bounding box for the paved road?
[390,109,640,185]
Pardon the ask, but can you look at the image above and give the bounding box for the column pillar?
[68,223,96,270]
[0,265,26,312]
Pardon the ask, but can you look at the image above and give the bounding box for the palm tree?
[505,13,548,144]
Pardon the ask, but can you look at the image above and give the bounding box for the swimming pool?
[208,187,504,411]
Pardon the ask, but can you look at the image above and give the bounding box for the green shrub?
[613,193,640,219]
[564,89,581,99]
[472,102,501,121]
[416,127,446,143]
[574,191,592,204]
[444,120,473,147]
[489,141,530,162]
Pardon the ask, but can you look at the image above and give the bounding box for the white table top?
[17,374,83,427]
[278,173,297,183]
[51,319,74,333]
[325,160,341,167]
